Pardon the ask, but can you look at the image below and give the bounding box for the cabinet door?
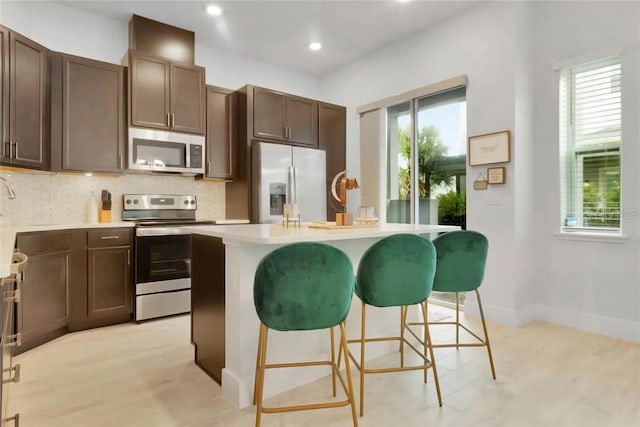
[130,53,171,130]
[205,86,234,179]
[20,251,70,350]
[253,88,286,141]
[62,55,124,172]
[9,31,49,169]
[0,27,8,163]
[171,63,206,134]
[87,247,132,319]
[318,103,346,221]
[286,96,318,147]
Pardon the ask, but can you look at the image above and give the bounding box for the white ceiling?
[57,0,478,77]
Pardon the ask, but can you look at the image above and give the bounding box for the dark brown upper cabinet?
[0,27,50,170]
[318,102,346,221]
[129,15,195,65]
[253,87,318,147]
[201,85,235,180]
[129,51,205,135]
[50,53,125,173]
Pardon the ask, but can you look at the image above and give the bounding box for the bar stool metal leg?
[255,324,269,427]
[359,300,366,417]
[476,290,496,379]
[330,326,337,397]
[422,302,442,407]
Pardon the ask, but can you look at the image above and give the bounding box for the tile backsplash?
[0,170,226,226]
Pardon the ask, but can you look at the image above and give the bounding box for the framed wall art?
[473,173,488,190]
[487,167,506,184]
[468,130,511,166]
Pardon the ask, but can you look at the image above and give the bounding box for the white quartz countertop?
[0,222,135,277]
[0,220,251,278]
[184,222,460,245]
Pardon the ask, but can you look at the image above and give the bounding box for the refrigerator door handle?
[288,166,295,203]
[293,167,298,204]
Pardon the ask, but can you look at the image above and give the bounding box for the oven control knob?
[126,199,131,205]
[190,200,195,205]
[184,200,189,205]
[133,199,139,205]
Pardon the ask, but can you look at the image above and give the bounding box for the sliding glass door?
[386,87,467,227]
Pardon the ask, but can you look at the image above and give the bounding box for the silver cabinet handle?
[166,113,171,127]
[3,288,20,304]
[127,249,130,266]
[14,141,18,159]
[3,333,21,348]
[3,363,20,384]
[4,413,19,426]
[2,141,9,158]
[100,236,120,240]
[171,113,175,127]
[118,155,123,170]
[207,161,211,176]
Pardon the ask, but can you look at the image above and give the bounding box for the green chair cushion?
[253,242,355,331]
[432,230,488,293]
[356,234,437,307]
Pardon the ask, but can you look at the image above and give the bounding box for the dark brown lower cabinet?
[15,231,71,354]
[15,228,133,354]
[87,247,132,319]
[191,234,225,384]
[70,228,133,331]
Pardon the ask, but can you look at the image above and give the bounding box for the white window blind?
[560,56,621,231]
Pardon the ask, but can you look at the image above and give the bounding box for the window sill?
[554,231,629,244]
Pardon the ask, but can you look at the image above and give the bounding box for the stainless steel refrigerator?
[252,142,326,223]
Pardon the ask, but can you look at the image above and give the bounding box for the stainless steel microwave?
[128,128,205,175]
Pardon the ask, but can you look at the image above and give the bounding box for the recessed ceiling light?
[397,0,411,3]
[206,4,223,16]
[309,42,322,51]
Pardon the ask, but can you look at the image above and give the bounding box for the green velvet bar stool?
[252,242,358,427]
[346,233,442,417]
[410,230,496,379]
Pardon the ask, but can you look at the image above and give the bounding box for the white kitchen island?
[186,222,459,408]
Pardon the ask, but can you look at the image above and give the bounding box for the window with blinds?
[560,56,621,231]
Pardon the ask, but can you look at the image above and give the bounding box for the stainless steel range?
[123,194,214,321]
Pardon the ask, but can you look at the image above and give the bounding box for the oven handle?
[135,228,192,237]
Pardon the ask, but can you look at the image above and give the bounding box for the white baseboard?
[534,305,640,343]
[463,299,535,327]
[463,300,639,343]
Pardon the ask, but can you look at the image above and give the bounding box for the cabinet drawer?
[87,229,131,248]
[16,230,72,255]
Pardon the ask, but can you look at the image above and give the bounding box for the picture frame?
[468,130,511,166]
[473,173,488,190]
[487,167,506,184]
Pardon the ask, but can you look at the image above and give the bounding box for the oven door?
[135,233,191,285]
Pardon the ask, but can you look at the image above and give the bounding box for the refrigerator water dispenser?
[269,183,286,215]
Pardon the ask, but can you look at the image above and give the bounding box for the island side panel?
[191,234,226,385]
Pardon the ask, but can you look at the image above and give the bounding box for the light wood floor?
[10,306,640,427]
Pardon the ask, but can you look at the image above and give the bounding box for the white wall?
[321,2,529,327]
[321,1,640,341]
[532,1,640,341]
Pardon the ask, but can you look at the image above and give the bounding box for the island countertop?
[184,222,459,245]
